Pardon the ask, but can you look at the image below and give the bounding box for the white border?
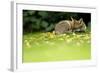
[11,1,97,72]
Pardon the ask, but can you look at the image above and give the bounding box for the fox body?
[55,17,86,34]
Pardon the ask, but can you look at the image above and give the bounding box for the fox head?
[71,17,86,30]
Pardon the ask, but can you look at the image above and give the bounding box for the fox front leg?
[66,30,72,33]
[73,29,81,32]
[72,29,76,33]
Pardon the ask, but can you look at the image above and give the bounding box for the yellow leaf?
[72,32,76,36]
[26,42,31,48]
[66,35,70,38]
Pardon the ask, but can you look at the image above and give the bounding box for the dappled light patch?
[23,31,90,47]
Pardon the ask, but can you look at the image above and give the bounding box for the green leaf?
[45,24,54,31]
[28,11,36,15]
[38,12,48,18]
[41,21,49,28]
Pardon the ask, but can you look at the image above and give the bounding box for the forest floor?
[23,30,91,63]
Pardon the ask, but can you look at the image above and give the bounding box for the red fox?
[55,17,86,34]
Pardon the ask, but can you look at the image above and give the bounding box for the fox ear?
[79,18,83,23]
[70,17,74,21]
[71,17,74,21]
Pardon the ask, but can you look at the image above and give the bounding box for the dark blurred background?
[23,10,91,33]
